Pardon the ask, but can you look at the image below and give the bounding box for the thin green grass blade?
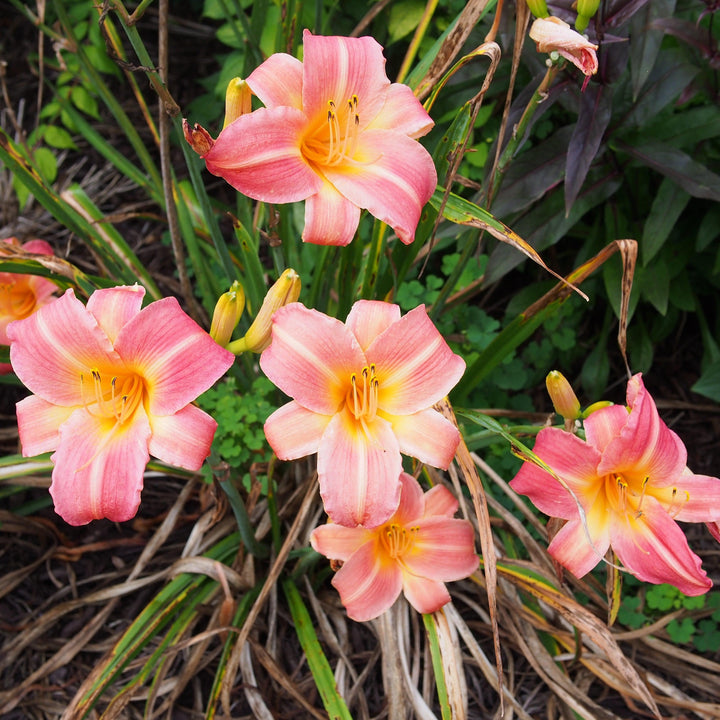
[0,255,98,296]
[204,584,262,719]
[53,99,163,205]
[51,0,163,190]
[61,186,161,296]
[283,578,353,720]
[76,533,241,717]
[423,613,452,720]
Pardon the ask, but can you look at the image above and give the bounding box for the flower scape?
[2,4,720,719]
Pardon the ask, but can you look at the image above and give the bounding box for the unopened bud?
[183,119,215,156]
[546,371,581,421]
[575,0,600,31]
[229,268,301,354]
[581,400,614,418]
[223,78,253,128]
[210,281,245,347]
[526,0,549,18]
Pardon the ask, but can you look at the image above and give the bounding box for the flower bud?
[575,0,601,32]
[526,0,549,18]
[581,400,614,418]
[546,371,581,421]
[210,280,245,348]
[223,78,253,128]
[230,268,301,354]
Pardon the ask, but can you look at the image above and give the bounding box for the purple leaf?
[565,84,612,214]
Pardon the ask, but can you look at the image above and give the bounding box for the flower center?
[302,96,360,167]
[346,364,379,423]
[604,473,688,520]
[80,368,145,426]
[380,523,418,559]
[0,282,36,320]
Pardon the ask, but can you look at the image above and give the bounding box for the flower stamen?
[381,523,418,558]
[347,364,379,422]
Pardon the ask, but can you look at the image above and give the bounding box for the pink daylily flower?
[511,374,720,595]
[260,300,465,528]
[311,472,479,621]
[1,238,58,374]
[529,16,598,81]
[186,30,437,247]
[7,286,234,526]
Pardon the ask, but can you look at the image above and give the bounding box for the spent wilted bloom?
[8,286,234,525]
[530,16,598,81]
[0,238,58,373]
[260,300,465,528]
[184,30,437,247]
[311,472,478,621]
[511,374,720,595]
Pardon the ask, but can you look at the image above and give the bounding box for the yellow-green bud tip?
[581,400,614,419]
[223,78,253,129]
[210,280,245,347]
[546,371,581,420]
[232,268,301,354]
[526,0,549,18]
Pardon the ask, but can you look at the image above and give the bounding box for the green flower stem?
[359,219,387,300]
[487,64,559,206]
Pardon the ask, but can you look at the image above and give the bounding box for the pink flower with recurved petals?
[311,472,478,621]
[8,286,235,525]
[260,300,465,528]
[530,16,598,82]
[0,238,58,373]
[511,374,720,595]
[185,30,437,247]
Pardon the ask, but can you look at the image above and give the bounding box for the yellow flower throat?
[80,369,145,426]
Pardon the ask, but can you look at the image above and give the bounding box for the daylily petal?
[392,471,425,526]
[670,471,720,522]
[16,395,73,456]
[598,375,686,484]
[366,82,434,138]
[317,409,402,527]
[247,52,304,110]
[583,404,628,453]
[18,239,54,255]
[332,539,402,621]
[204,106,321,203]
[302,179,361,246]
[401,573,451,615]
[610,498,711,596]
[148,404,218,471]
[389,408,460,469]
[86,285,144,344]
[115,297,234,416]
[310,523,373,562]
[8,289,121,406]
[325,129,437,245]
[50,406,151,525]
[345,300,401,353]
[260,303,366,414]
[510,427,603,519]
[403,517,478,581]
[547,513,611,578]
[264,401,331,460]
[423,483,459,518]
[27,275,59,306]
[707,522,720,543]
[301,31,391,131]
[369,305,465,414]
